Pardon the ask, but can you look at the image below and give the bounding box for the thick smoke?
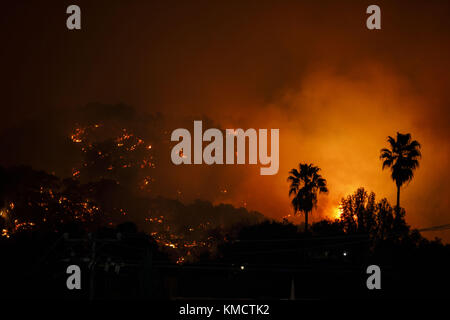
[0,0,449,240]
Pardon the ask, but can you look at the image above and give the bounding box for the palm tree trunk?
[304,211,309,232]
[396,185,400,214]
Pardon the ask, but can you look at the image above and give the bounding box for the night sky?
[1,1,449,241]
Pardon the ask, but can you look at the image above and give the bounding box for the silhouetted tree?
[340,187,409,241]
[340,188,377,235]
[288,163,328,232]
[380,132,421,213]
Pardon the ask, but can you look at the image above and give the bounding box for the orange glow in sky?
[1,1,449,241]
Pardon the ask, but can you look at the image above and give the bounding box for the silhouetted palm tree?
[380,132,421,213]
[288,163,328,232]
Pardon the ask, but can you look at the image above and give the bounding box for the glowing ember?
[69,123,155,192]
[1,229,10,238]
[176,256,185,264]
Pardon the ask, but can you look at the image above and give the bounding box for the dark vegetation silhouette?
[288,163,328,232]
[380,132,421,213]
[340,187,409,240]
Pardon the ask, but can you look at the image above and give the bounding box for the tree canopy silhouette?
[288,163,328,232]
[340,187,408,241]
[380,132,421,213]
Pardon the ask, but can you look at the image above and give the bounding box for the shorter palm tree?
[380,132,421,213]
[288,163,328,232]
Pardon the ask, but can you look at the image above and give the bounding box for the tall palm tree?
[380,132,421,213]
[288,163,328,232]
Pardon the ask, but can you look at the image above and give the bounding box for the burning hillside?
[0,105,266,263]
[0,164,265,263]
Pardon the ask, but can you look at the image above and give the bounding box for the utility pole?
[88,235,96,301]
[63,232,152,300]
